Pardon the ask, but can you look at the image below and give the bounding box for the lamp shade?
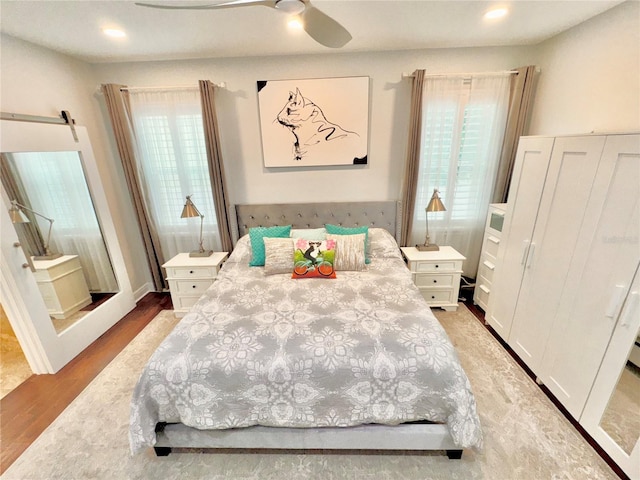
[8,200,62,260]
[9,204,29,223]
[180,195,212,257]
[180,195,201,218]
[426,189,446,212]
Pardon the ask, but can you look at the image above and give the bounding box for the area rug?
[1,306,619,480]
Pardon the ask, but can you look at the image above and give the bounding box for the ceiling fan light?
[275,0,305,15]
[102,27,126,38]
[484,7,508,20]
[288,17,303,29]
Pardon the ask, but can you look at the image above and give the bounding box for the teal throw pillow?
[325,224,370,264]
[249,225,292,266]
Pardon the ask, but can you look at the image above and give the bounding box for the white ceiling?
[0,0,626,64]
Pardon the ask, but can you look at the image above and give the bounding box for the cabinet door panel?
[539,134,640,418]
[580,263,640,480]
[508,135,607,373]
[487,137,554,339]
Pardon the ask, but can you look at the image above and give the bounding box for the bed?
[129,201,482,459]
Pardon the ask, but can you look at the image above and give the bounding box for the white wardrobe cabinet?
[485,136,555,339]
[486,133,639,480]
[537,134,640,417]
[506,134,608,375]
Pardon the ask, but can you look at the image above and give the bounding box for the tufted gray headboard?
[232,201,402,245]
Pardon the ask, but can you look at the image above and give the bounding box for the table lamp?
[180,195,213,257]
[9,200,63,260]
[416,188,446,251]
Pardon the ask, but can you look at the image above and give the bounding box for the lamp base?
[189,250,214,258]
[33,252,63,261]
[416,244,440,252]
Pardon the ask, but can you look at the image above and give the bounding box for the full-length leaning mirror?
[2,150,118,333]
[0,118,135,374]
[599,325,640,456]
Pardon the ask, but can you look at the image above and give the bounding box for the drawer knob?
[435,264,439,268]
[192,285,197,289]
[190,270,194,274]
[431,295,436,299]
[433,279,437,283]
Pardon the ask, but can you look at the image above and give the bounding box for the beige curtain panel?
[101,83,167,291]
[492,65,538,203]
[198,80,233,253]
[399,69,425,247]
[1,153,46,257]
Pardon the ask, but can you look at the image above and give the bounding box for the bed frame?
[232,201,402,244]
[153,201,464,460]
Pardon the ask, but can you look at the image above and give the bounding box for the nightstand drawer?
[169,279,213,295]
[173,295,202,311]
[165,266,218,279]
[419,289,455,304]
[414,273,455,288]
[414,261,459,273]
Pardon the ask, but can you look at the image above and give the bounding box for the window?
[128,88,220,258]
[412,75,510,277]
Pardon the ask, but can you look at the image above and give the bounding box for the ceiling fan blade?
[301,5,351,48]
[135,0,276,10]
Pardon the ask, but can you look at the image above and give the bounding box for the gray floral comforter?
[129,228,482,454]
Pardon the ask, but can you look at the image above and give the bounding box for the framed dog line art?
[257,76,370,168]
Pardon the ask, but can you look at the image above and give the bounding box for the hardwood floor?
[0,292,172,474]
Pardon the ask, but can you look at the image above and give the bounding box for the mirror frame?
[580,262,640,479]
[0,119,135,373]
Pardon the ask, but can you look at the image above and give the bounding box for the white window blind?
[412,75,510,277]
[128,89,220,259]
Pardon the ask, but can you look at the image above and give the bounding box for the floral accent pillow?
[292,238,336,279]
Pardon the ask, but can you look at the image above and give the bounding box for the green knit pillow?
[249,225,292,266]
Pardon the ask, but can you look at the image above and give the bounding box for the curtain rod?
[120,82,226,92]
[403,70,517,79]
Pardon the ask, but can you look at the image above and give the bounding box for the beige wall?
[528,0,640,135]
[91,45,535,206]
[0,35,153,296]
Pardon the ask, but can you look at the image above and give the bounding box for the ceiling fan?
[134,0,352,48]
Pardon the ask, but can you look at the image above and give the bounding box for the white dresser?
[32,255,92,319]
[473,203,507,312]
[163,252,228,318]
[400,246,465,311]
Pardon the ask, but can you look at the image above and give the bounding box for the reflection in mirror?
[1,151,118,334]
[599,325,640,455]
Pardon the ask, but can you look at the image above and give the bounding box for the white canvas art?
[257,76,369,167]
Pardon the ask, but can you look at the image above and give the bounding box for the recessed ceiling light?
[102,28,126,38]
[484,7,508,20]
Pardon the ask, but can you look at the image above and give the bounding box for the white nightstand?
[32,255,92,319]
[162,252,228,318]
[400,246,465,312]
